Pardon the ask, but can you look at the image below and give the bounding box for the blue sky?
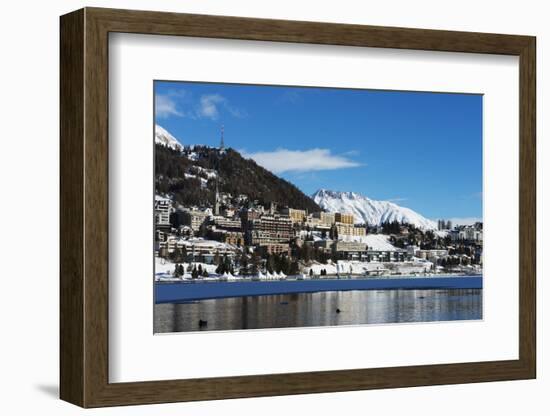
[155,80,482,222]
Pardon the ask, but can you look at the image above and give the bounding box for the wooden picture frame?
[60,7,536,408]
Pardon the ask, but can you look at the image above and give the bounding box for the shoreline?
[155,275,482,303]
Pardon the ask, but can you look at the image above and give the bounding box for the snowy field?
[154,256,454,282]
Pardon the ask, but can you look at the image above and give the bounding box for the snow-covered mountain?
[312,189,437,230]
[155,124,183,151]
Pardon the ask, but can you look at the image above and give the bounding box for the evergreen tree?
[170,247,183,263]
[251,252,261,275]
[239,252,249,275]
[181,246,188,262]
[266,254,275,273]
[289,260,299,276]
[301,244,313,263]
[223,255,232,274]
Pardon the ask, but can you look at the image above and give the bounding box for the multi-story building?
[154,195,172,227]
[181,209,209,232]
[365,249,408,262]
[415,249,449,262]
[450,225,483,242]
[331,241,407,262]
[159,237,239,264]
[155,195,173,242]
[335,212,354,225]
[246,215,293,246]
[335,223,366,238]
[333,241,369,261]
[303,216,331,231]
[239,208,262,223]
[210,215,242,231]
[311,212,335,226]
[281,208,306,224]
[258,243,290,256]
[209,230,245,246]
[437,219,453,230]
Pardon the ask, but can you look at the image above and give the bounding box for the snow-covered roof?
[155,194,171,202]
[169,237,239,250]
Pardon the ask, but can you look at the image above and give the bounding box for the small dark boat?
[198,319,208,327]
[336,308,341,314]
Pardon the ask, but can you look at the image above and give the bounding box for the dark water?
[154,288,482,333]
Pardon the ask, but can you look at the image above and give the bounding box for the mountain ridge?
[313,189,437,230]
[155,124,183,151]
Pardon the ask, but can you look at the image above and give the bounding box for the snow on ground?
[308,261,385,275]
[185,151,199,161]
[184,173,208,188]
[155,257,176,274]
[190,166,218,179]
[307,259,432,276]
[155,257,219,278]
[338,234,397,251]
[155,124,183,151]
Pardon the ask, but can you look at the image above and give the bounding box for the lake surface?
[154,288,482,333]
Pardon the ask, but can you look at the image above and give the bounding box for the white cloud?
[197,94,247,120]
[155,90,246,121]
[155,94,183,118]
[242,148,361,174]
[198,94,224,120]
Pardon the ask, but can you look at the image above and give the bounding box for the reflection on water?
[154,289,482,333]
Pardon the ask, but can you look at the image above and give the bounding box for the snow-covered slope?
[155,124,183,151]
[313,189,437,230]
[339,234,398,250]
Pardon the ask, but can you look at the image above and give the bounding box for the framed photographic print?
[60,7,536,408]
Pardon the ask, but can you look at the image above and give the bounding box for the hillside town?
[154,133,483,282]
